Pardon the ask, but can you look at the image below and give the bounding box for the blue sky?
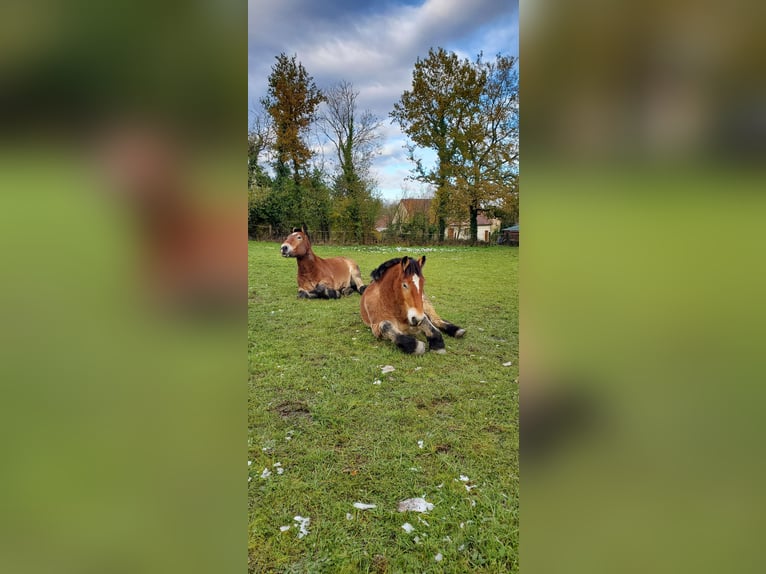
[248,0,518,201]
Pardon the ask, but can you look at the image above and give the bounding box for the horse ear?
[418,255,426,269]
[292,227,301,233]
[400,257,409,270]
[301,224,308,234]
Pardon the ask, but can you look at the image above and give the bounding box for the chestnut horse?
[99,123,244,313]
[360,256,465,354]
[280,227,366,299]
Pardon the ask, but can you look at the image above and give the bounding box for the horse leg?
[421,316,446,354]
[378,321,425,355]
[423,296,466,337]
[350,264,367,294]
[299,284,340,299]
[314,284,341,299]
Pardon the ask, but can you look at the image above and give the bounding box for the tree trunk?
[469,204,479,244]
[435,184,448,243]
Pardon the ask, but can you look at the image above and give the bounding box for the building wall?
[447,221,500,241]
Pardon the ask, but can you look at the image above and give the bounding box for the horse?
[360,256,465,354]
[98,122,245,313]
[280,227,367,299]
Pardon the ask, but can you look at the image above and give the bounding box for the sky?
[248,0,519,202]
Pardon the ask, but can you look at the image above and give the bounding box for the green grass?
[248,241,518,573]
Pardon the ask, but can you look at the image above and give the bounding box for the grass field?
[248,241,518,573]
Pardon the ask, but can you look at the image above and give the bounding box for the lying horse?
[360,256,465,354]
[280,227,366,299]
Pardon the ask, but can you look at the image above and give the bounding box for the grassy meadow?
[248,241,518,573]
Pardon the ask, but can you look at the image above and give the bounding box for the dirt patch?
[435,443,452,454]
[415,395,454,410]
[431,395,454,407]
[273,400,312,421]
[371,554,388,574]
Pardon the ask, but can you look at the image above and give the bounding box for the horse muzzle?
[280,245,292,257]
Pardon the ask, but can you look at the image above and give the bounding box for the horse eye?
[402,282,408,289]
[297,235,302,240]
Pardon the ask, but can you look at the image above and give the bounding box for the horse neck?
[134,188,191,242]
[295,244,320,271]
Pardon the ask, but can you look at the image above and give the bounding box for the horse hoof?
[433,348,446,354]
[454,328,466,338]
[414,341,426,355]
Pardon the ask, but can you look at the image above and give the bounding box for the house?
[391,198,435,226]
[374,214,390,233]
[390,198,501,242]
[447,213,502,242]
[499,224,519,245]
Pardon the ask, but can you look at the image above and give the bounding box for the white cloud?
[248,0,518,201]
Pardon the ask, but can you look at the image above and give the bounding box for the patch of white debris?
[293,516,310,539]
[353,502,376,510]
[397,497,434,513]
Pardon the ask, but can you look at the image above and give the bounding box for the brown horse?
[280,227,366,299]
[360,256,465,354]
[99,122,245,313]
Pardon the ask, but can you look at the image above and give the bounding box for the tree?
[248,108,273,190]
[261,53,324,186]
[450,54,519,242]
[391,48,519,242]
[391,48,483,241]
[320,81,382,243]
[320,81,381,182]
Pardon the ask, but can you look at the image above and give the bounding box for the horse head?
[280,226,312,258]
[383,256,426,326]
[399,256,426,325]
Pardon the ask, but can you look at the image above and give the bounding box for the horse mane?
[370,257,421,282]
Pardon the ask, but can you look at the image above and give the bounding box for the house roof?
[399,198,432,213]
[374,215,389,229]
[502,224,519,231]
[448,213,500,226]
[476,213,496,226]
